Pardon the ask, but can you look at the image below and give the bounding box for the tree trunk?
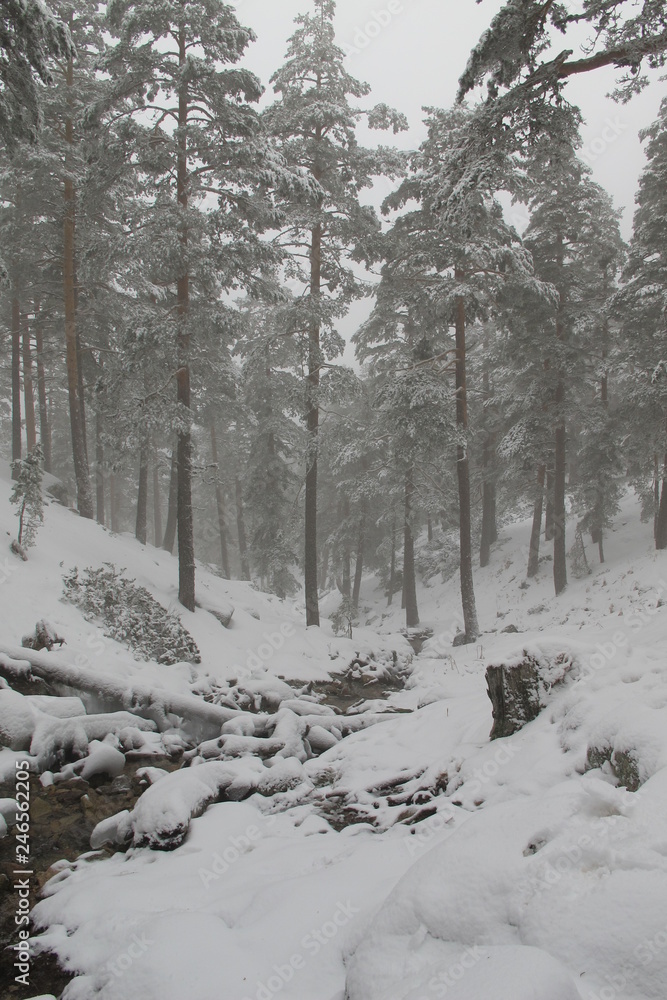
[163,446,178,554]
[352,516,365,610]
[76,330,88,465]
[479,355,497,567]
[305,216,322,627]
[235,476,250,580]
[109,472,120,533]
[152,447,162,547]
[655,453,667,550]
[527,464,545,578]
[654,454,660,542]
[11,293,21,475]
[210,422,230,578]
[63,50,93,519]
[22,319,36,453]
[319,545,329,592]
[427,515,433,542]
[387,518,396,607]
[454,282,479,640]
[545,465,555,541]
[175,25,195,611]
[34,319,52,473]
[341,496,351,598]
[480,479,496,568]
[403,471,419,628]
[553,380,567,594]
[95,409,105,526]
[135,441,149,545]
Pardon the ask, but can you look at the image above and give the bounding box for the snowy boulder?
[486,644,578,739]
[256,757,305,796]
[196,596,234,628]
[0,688,41,749]
[584,706,667,790]
[55,740,127,785]
[127,758,264,849]
[30,711,156,769]
[306,724,339,754]
[0,797,17,827]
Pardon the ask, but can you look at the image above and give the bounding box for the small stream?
[1,660,413,997]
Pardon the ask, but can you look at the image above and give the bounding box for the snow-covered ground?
[2,464,667,1000]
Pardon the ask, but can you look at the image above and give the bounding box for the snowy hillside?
[2,470,667,1000]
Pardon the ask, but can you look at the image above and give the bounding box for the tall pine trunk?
[63,49,93,518]
[553,382,568,594]
[352,515,365,610]
[162,446,178,554]
[454,282,479,640]
[95,411,105,526]
[545,465,555,540]
[22,320,36,452]
[387,517,396,607]
[109,472,120,533]
[403,470,419,628]
[175,26,195,610]
[305,216,322,626]
[235,476,250,580]
[34,318,52,473]
[210,422,230,578]
[341,496,351,598]
[479,354,496,567]
[11,292,21,475]
[655,452,667,550]
[527,464,546,578]
[152,447,162,547]
[135,442,149,545]
[319,545,329,591]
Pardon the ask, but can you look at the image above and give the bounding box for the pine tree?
[523,145,624,591]
[265,0,407,626]
[0,0,71,150]
[237,299,302,599]
[10,444,44,553]
[368,106,548,638]
[102,0,274,610]
[617,96,667,548]
[460,1,667,106]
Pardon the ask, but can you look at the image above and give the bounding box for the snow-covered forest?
[1,1,667,998]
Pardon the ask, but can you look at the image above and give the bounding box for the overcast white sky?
[229,0,666,349]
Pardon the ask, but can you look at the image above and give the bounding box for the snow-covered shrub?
[10,445,44,555]
[63,564,201,664]
[330,596,358,638]
[414,529,459,585]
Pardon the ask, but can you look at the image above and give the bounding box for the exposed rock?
[585,744,642,791]
[486,647,577,740]
[22,620,66,652]
[501,624,520,634]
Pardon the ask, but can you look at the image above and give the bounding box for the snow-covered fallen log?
[0,643,250,741]
[93,758,267,850]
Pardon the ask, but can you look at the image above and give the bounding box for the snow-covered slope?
[2,467,667,1000]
